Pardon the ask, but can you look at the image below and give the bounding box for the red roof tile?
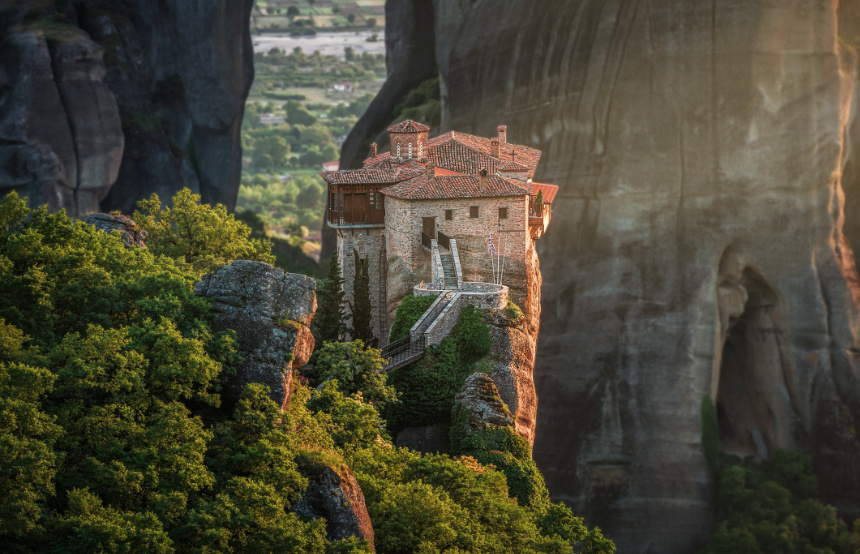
[364,130,541,178]
[381,174,530,200]
[528,182,559,203]
[321,168,421,185]
[388,119,430,133]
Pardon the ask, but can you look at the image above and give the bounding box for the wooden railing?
[528,196,544,218]
[421,232,434,250]
[327,209,384,226]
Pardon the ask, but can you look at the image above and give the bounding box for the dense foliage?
[313,253,348,343]
[386,305,492,433]
[0,193,352,552]
[0,192,614,552]
[388,294,437,342]
[134,188,274,276]
[349,250,377,348]
[700,450,860,553]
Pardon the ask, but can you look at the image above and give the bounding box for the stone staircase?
[381,291,456,372]
[440,252,457,289]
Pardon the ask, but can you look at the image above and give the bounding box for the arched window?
[408,142,413,158]
[397,144,401,158]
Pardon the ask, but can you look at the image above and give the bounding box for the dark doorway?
[422,217,435,238]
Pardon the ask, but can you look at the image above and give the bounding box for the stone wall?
[337,226,389,344]
[386,195,528,268]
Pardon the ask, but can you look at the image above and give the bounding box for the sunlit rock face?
[430,1,860,552]
[0,0,253,217]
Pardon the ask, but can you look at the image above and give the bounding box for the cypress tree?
[313,252,347,343]
[349,248,378,348]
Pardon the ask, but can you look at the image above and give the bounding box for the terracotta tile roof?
[363,130,541,178]
[497,160,531,172]
[431,166,465,176]
[321,168,421,185]
[380,174,530,200]
[388,119,430,133]
[528,182,559,203]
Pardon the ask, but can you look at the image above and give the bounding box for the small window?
[498,207,508,219]
[369,192,383,210]
[419,143,424,158]
[408,142,413,158]
[470,206,479,218]
[445,209,453,220]
[397,144,401,157]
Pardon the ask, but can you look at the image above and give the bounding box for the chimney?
[370,142,377,157]
[425,163,435,180]
[479,169,488,190]
[490,138,500,157]
[498,125,507,144]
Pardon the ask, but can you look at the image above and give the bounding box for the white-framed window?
[408,142,413,158]
[397,144,401,157]
[419,142,424,158]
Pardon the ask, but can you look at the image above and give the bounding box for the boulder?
[195,260,316,410]
[293,455,375,550]
[83,213,148,248]
[454,373,515,430]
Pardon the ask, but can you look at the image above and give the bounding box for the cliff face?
[0,0,253,217]
[340,1,860,552]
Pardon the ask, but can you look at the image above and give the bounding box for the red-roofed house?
[322,120,558,343]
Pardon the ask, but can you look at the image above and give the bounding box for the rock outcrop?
[0,1,253,217]
[454,372,515,430]
[83,213,148,248]
[485,313,538,447]
[343,1,860,551]
[293,455,376,550]
[195,260,316,410]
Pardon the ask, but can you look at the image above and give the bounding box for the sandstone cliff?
[341,1,860,552]
[0,0,253,217]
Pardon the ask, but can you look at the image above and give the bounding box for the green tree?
[349,250,376,348]
[255,135,290,166]
[297,182,323,209]
[344,46,355,61]
[312,341,396,408]
[313,253,347,344]
[134,188,274,275]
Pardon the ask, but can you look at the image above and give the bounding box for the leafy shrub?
[503,299,523,320]
[312,341,397,408]
[134,188,274,276]
[388,294,437,342]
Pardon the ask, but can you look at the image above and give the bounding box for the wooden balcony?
[328,208,385,227]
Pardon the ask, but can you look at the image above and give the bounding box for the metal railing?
[381,335,427,372]
[437,230,451,250]
[381,334,410,358]
[421,232,434,250]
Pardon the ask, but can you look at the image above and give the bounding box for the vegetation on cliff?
[700,450,860,553]
[0,192,612,552]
